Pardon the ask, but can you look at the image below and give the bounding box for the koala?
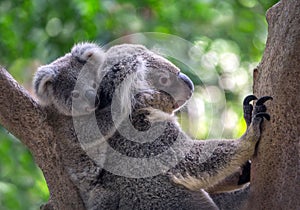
[33,42,105,116]
[33,42,271,210]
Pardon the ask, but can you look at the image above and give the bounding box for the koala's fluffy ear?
[33,66,56,106]
[71,42,105,66]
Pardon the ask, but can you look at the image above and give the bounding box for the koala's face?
[33,43,105,116]
[144,70,194,113]
[97,44,194,115]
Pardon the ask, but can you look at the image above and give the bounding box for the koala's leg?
[85,186,119,210]
[170,96,272,192]
[210,95,273,191]
[210,184,250,210]
[238,95,273,185]
[210,96,259,191]
[69,169,119,210]
[235,95,258,186]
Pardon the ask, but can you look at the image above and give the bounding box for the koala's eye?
[159,76,170,86]
[71,90,80,99]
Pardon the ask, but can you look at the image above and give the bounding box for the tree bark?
[0,68,87,209]
[246,0,300,209]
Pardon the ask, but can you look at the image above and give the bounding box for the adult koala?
[33,42,271,210]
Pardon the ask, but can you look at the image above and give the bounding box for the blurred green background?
[0,0,278,209]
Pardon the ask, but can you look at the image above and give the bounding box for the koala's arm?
[170,96,272,191]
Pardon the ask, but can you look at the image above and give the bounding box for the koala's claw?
[243,95,272,126]
[254,112,271,121]
[256,96,273,106]
[243,95,257,105]
[254,96,273,115]
[243,95,257,127]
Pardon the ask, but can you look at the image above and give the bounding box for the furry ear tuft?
[33,66,56,106]
[71,42,105,66]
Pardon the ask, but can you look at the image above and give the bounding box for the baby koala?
[33,42,105,116]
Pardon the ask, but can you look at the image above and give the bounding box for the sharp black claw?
[243,95,257,105]
[256,96,273,106]
[255,112,270,121]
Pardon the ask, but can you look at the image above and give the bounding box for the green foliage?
[0,0,278,209]
[0,128,48,210]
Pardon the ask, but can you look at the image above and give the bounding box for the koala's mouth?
[85,106,97,112]
[174,100,187,109]
[157,90,191,111]
[76,95,100,114]
[85,96,100,113]
[173,90,193,110]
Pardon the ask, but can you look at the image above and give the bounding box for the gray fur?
[210,184,250,210]
[33,42,268,210]
[33,42,105,116]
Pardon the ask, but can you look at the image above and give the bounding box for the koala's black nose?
[85,90,97,106]
[178,73,194,92]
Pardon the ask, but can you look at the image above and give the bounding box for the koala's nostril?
[178,73,194,92]
[85,90,97,105]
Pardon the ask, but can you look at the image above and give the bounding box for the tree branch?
[0,67,86,209]
[0,67,49,151]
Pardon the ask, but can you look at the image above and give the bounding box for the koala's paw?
[71,42,105,65]
[243,95,272,127]
[254,96,273,116]
[251,96,272,134]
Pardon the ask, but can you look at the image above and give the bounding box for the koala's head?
[33,42,105,116]
[97,44,194,120]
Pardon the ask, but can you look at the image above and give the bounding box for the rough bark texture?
[246,0,300,209]
[0,68,87,209]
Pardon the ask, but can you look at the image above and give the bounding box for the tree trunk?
[246,0,300,209]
